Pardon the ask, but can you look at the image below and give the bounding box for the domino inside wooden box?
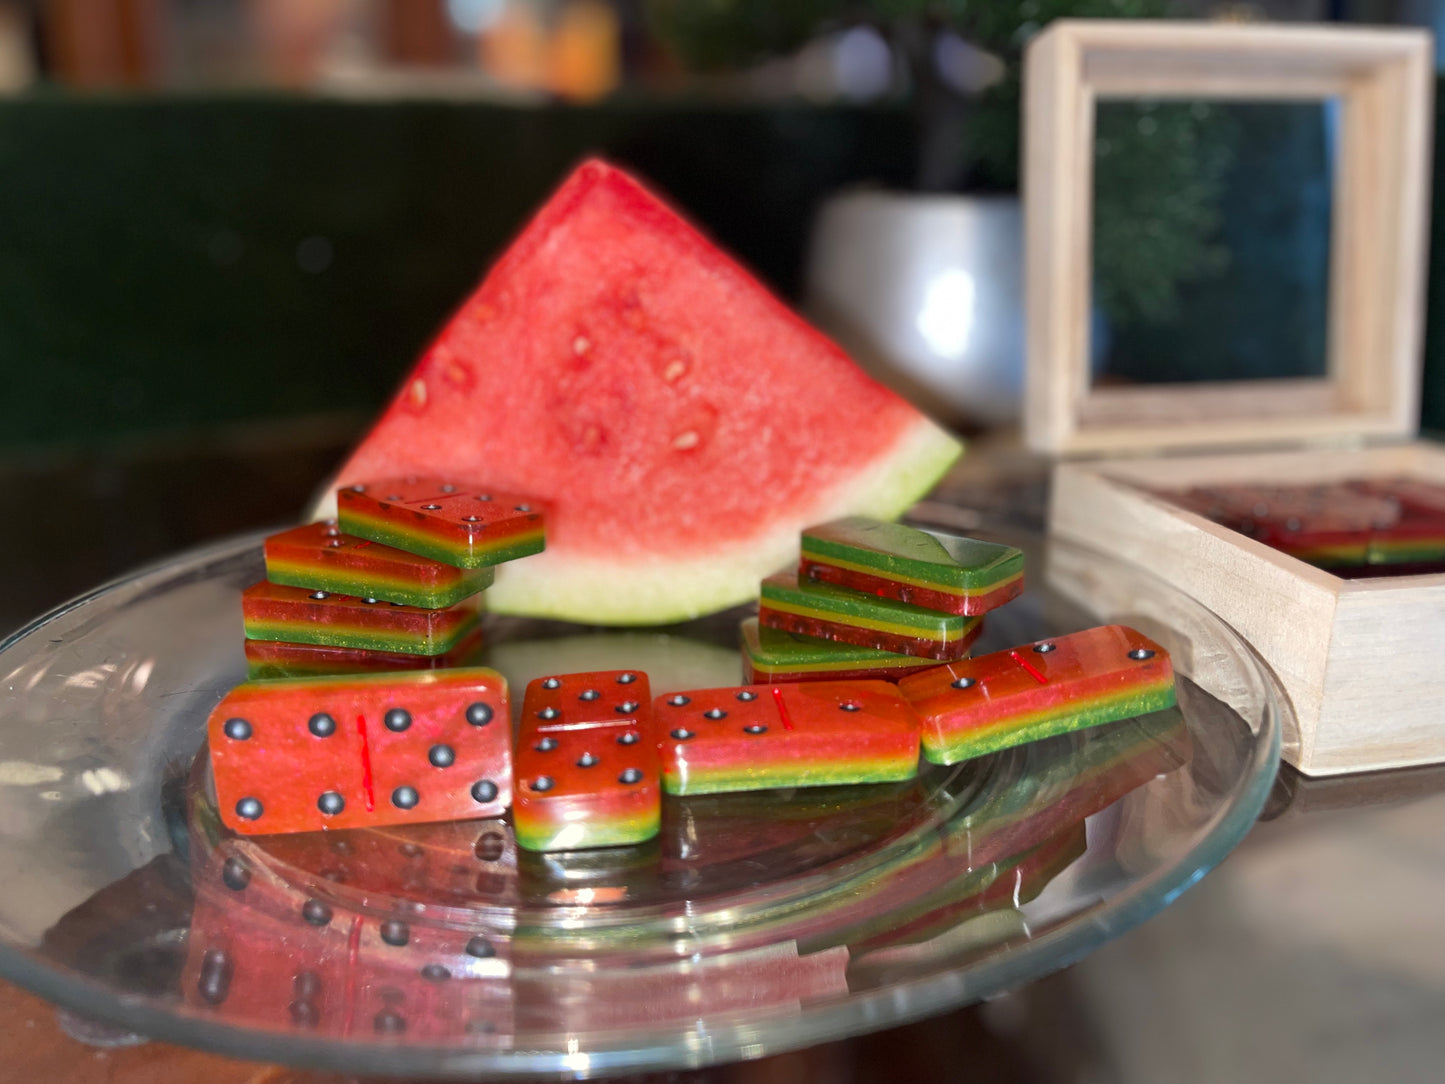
[1023,21,1438,775]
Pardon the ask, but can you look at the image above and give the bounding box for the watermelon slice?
[317,159,962,625]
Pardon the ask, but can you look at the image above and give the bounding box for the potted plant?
[645,0,1236,427]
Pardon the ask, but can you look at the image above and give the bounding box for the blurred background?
[1,5,1444,1082]
[1,0,1441,630]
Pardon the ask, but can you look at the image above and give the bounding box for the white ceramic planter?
[805,190,1024,426]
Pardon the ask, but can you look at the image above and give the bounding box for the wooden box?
[1023,21,1438,775]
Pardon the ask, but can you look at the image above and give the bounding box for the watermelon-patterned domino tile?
[241,581,482,656]
[740,618,939,684]
[897,625,1176,765]
[800,517,1024,616]
[759,572,982,661]
[337,477,546,569]
[243,625,486,680]
[264,521,494,609]
[513,671,659,852]
[655,680,921,796]
[207,667,512,835]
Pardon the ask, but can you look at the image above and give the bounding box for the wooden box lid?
[1021,20,1434,456]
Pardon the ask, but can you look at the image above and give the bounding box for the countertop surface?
[0,429,1440,1084]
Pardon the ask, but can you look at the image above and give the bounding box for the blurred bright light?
[834,26,892,102]
[917,269,976,358]
[448,0,505,35]
[934,31,1005,95]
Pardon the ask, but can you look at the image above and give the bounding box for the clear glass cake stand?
[0,528,1281,1078]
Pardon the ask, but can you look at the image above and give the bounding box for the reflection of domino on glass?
[264,521,494,608]
[337,477,546,569]
[739,617,939,685]
[758,572,983,661]
[207,668,512,835]
[799,517,1024,616]
[898,625,1176,765]
[243,625,485,680]
[655,680,921,796]
[241,581,483,656]
[512,671,660,853]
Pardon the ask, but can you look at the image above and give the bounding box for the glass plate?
[0,529,1281,1078]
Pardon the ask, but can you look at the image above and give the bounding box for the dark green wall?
[3,90,1444,449]
[0,96,914,449]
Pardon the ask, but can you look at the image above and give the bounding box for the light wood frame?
[1024,21,1434,455]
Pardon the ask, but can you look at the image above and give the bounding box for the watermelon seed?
[704,708,727,720]
[380,920,409,947]
[736,691,758,702]
[428,744,456,767]
[617,731,639,745]
[1128,648,1156,660]
[531,776,555,792]
[197,950,232,1006]
[236,797,263,820]
[465,702,494,726]
[223,718,252,741]
[538,707,560,720]
[293,971,322,1000]
[745,724,768,735]
[349,484,366,493]
[386,494,402,501]
[471,780,499,803]
[535,738,558,752]
[440,484,456,493]
[421,964,451,982]
[617,673,638,684]
[579,689,600,701]
[463,515,482,522]
[391,785,420,809]
[671,728,694,741]
[374,1010,406,1035]
[363,597,379,604]
[542,677,561,688]
[422,504,442,511]
[301,899,332,926]
[1034,643,1057,654]
[514,504,531,512]
[326,539,342,548]
[576,753,599,768]
[619,768,644,785]
[951,677,977,690]
[384,708,412,732]
[310,591,329,600]
[668,695,690,706]
[221,857,251,891]
[466,936,496,958]
[317,791,345,815]
[616,700,640,713]
[840,702,862,712]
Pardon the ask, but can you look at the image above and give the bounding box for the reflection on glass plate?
[0,531,1280,1078]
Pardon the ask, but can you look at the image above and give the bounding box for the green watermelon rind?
[480,419,961,625]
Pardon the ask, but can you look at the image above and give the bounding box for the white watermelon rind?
[308,419,961,626]
[485,418,960,626]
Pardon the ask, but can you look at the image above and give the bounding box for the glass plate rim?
[0,530,1283,1078]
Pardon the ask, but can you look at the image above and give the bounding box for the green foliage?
[645,0,1232,327]
[1092,101,1236,325]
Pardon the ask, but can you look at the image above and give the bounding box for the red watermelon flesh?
[319,159,962,624]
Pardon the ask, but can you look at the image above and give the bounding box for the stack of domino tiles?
[242,476,545,679]
[746,517,1025,683]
